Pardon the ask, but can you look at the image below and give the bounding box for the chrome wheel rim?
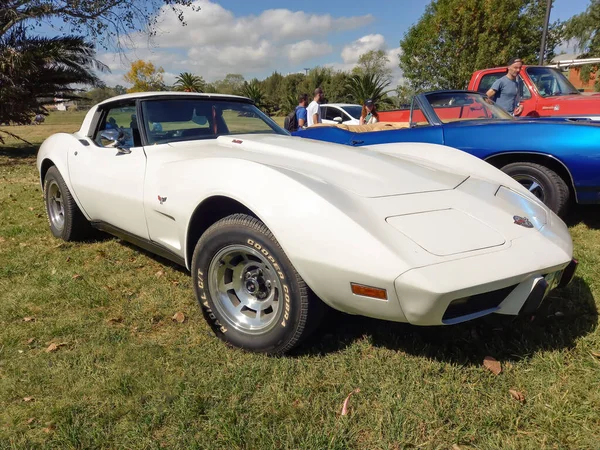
[47,180,65,231]
[208,245,283,334]
[513,175,545,201]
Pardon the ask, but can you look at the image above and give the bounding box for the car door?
[321,106,334,124]
[68,100,149,239]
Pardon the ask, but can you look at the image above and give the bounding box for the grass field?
[0,111,599,449]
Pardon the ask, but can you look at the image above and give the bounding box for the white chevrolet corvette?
[37,92,577,354]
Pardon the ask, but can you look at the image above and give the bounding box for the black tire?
[191,213,324,355]
[501,162,570,217]
[43,166,91,241]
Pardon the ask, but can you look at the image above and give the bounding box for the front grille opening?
[442,285,518,321]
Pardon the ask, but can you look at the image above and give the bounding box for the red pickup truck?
[467,65,600,120]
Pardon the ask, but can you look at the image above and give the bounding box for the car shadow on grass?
[564,205,600,229]
[295,276,597,365]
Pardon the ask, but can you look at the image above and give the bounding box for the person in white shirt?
[306,87,324,126]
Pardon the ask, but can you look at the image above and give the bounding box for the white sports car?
[37,92,577,354]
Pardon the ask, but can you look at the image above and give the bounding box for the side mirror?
[100,129,131,154]
[333,116,343,123]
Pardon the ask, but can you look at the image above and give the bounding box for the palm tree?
[346,73,393,108]
[282,92,298,115]
[174,72,205,93]
[241,79,266,110]
[0,27,106,133]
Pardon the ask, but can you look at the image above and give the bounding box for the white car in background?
[320,103,362,125]
[36,92,577,355]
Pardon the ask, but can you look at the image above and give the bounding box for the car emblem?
[513,215,533,228]
[158,195,167,205]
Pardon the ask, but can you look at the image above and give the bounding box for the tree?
[346,73,393,107]
[114,85,127,95]
[1,0,199,51]
[212,73,245,96]
[281,92,299,115]
[394,83,416,107]
[563,0,600,91]
[174,72,205,92]
[85,86,121,105]
[352,50,392,81]
[324,70,351,103]
[399,0,563,91]
[124,60,165,92]
[241,79,266,110]
[0,27,105,135]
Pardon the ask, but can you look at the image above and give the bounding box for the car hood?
[167,134,468,198]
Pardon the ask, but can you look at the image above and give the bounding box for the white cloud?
[285,40,333,64]
[341,34,386,64]
[97,0,372,85]
[327,34,405,89]
[152,2,373,48]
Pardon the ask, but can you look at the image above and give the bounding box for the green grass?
[0,111,599,449]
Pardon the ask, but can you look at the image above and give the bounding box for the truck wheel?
[191,213,324,355]
[501,162,570,217]
[43,166,91,241]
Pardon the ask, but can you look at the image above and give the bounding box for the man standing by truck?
[486,57,524,116]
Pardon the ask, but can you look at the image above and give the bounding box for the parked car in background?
[37,92,576,354]
[468,65,600,121]
[320,103,361,125]
[294,90,600,217]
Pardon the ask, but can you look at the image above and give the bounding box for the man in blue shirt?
[486,57,524,116]
[296,93,308,128]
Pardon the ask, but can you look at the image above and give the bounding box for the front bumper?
[393,234,575,326]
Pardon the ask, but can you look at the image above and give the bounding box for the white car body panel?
[36,92,575,327]
[69,143,149,238]
[321,103,361,125]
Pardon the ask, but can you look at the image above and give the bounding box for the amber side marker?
[351,283,388,300]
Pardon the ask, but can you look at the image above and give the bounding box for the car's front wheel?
[191,214,323,355]
[501,162,570,217]
[43,166,91,241]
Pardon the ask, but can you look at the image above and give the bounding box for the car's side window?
[410,102,430,127]
[94,103,139,148]
[478,73,503,94]
[324,107,341,121]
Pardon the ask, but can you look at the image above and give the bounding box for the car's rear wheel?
[43,166,91,241]
[191,213,324,355]
[501,162,570,217]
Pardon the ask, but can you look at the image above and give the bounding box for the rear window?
[477,73,503,94]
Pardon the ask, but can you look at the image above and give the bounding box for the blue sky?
[40,0,592,87]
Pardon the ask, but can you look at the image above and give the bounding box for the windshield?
[141,98,287,145]
[526,67,580,97]
[343,106,363,120]
[424,92,513,124]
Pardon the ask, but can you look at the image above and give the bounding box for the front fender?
[147,157,413,313]
[369,142,548,207]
